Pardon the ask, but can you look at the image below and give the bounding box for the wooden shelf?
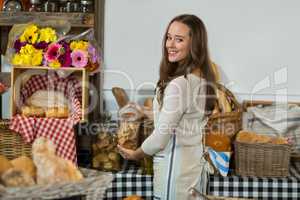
[10,65,89,122]
[0,12,94,27]
[12,65,88,71]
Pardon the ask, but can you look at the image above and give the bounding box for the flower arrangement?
[10,24,100,73]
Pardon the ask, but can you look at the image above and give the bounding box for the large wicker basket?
[205,83,242,138]
[234,141,291,177]
[0,168,113,200]
[0,119,31,159]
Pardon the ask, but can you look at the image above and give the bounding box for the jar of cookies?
[92,124,121,172]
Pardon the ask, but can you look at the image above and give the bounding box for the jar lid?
[30,0,41,4]
[81,0,93,5]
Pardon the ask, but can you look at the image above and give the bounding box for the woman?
[118,14,217,200]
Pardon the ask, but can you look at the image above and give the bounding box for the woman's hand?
[117,145,146,161]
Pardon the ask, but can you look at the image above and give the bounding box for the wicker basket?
[234,141,291,177]
[0,168,113,200]
[205,83,242,138]
[0,120,31,159]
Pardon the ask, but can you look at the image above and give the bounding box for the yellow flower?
[70,41,89,51]
[38,27,57,43]
[20,24,39,44]
[48,60,61,69]
[20,44,35,55]
[12,54,23,65]
[20,54,31,66]
[31,50,43,66]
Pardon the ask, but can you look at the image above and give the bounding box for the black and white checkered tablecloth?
[103,162,300,200]
[208,162,300,199]
[104,167,153,200]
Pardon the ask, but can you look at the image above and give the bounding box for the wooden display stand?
[10,65,89,122]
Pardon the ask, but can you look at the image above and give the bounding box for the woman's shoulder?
[170,73,205,86]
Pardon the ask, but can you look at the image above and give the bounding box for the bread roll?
[21,106,45,117]
[45,107,69,118]
[1,168,35,187]
[205,133,231,152]
[0,155,13,175]
[10,156,36,179]
[123,195,143,200]
[143,97,153,108]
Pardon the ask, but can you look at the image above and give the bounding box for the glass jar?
[3,0,23,11]
[43,0,58,12]
[29,0,42,11]
[66,0,79,12]
[92,123,122,172]
[80,0,93,13]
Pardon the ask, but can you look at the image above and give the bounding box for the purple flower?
[71,49,88,68]
[59,40,71,53]
[58,51,72,67]
[14,39,27,53]
[34,42,49,50]
[88,44,99,63]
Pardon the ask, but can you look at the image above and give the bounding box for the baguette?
[112,87,129,108]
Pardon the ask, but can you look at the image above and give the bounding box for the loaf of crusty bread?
[112,87,129,108]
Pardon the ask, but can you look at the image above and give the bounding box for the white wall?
[103,0,300,115]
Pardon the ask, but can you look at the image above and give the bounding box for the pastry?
[10,156,36,179]
[112,87,129,108]
[143,97,153,108]
[26,90,69,108]
[205,133,231,152]
[32,137,83,185]
[21,106,45,117]
[1,168,35,187]
[0,155,13,175]
[45,107,69,118]
[236,130,288,144]
[57,107,69,118]
[123,195,143,200]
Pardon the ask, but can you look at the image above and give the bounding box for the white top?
[142,73,207,155]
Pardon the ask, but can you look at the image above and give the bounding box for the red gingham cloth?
[10,72,82,163]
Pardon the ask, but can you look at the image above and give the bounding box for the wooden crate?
[10,65,89,122]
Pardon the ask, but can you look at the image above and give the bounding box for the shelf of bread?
[0,12,94,27]
[10,65,89,122]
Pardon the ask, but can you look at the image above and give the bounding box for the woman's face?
[166,21,191,63]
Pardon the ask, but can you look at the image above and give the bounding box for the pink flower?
[45,43,62,62]
[71,49,88,68]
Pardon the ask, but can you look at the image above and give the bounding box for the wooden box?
[10,66,89,121]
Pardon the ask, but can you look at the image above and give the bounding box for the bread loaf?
[10,156,36,179]
[205,133,232,152]
[112,87,129,108]
[45,107,69,118]
[21,106,45,117]
[1,168,35,187]
[143,97,153,108]
[0,155,12,175]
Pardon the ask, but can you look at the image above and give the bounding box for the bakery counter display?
[0,137,113,200]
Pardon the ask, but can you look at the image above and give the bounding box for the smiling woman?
[166,21,191,63]
[118,14,218,200]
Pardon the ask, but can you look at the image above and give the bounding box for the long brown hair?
[156,14,217,114]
